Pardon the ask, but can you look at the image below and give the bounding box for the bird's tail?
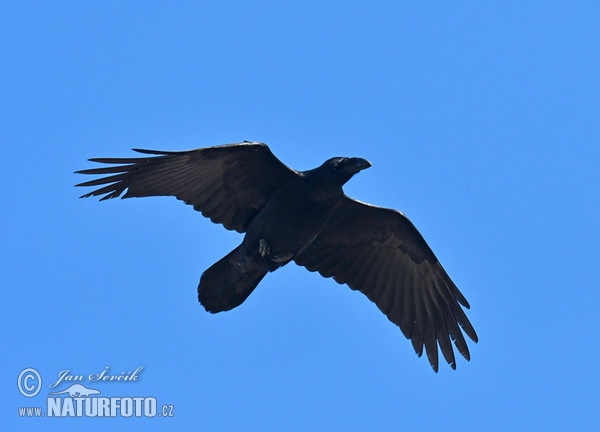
[198,247,268,313]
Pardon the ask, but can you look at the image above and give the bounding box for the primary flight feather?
[76,141,478,371]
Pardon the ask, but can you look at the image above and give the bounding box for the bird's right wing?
[76,142,298,233]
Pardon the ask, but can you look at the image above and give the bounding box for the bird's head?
[322,156,372,184]
[302,156,371,196]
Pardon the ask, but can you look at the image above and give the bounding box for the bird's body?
[77,142,478,371]
[243,178,336,263]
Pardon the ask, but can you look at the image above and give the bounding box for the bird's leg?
[259,238,293,263]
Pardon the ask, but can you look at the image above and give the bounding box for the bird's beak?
[345,157,372,174]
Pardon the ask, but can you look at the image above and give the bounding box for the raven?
[76,142,477,371]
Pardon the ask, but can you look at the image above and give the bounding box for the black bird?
[76,141,477,371]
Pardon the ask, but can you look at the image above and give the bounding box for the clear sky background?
[2,2,599,431]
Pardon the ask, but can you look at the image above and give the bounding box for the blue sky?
[2,1,599,430]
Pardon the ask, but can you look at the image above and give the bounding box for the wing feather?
[76,142,298,233]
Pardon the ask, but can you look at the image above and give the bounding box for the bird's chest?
[243,187,337,258]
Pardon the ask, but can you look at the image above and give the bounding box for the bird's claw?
[259,238,292,263]
[259,238,271,257]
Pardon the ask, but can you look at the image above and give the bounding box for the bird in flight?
[76,141,477,371]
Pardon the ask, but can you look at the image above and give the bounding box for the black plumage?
[76,141,477,371]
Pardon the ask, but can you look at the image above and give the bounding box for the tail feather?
[198,247,267,313]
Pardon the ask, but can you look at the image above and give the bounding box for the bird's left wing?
[76,142,298,233]
[294,197,478,371]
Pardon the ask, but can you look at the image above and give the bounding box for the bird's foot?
[259,238,293,263]
[258,238,271,257]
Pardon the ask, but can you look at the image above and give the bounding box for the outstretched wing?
[76,142,298,233]
[294,197,478,371]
